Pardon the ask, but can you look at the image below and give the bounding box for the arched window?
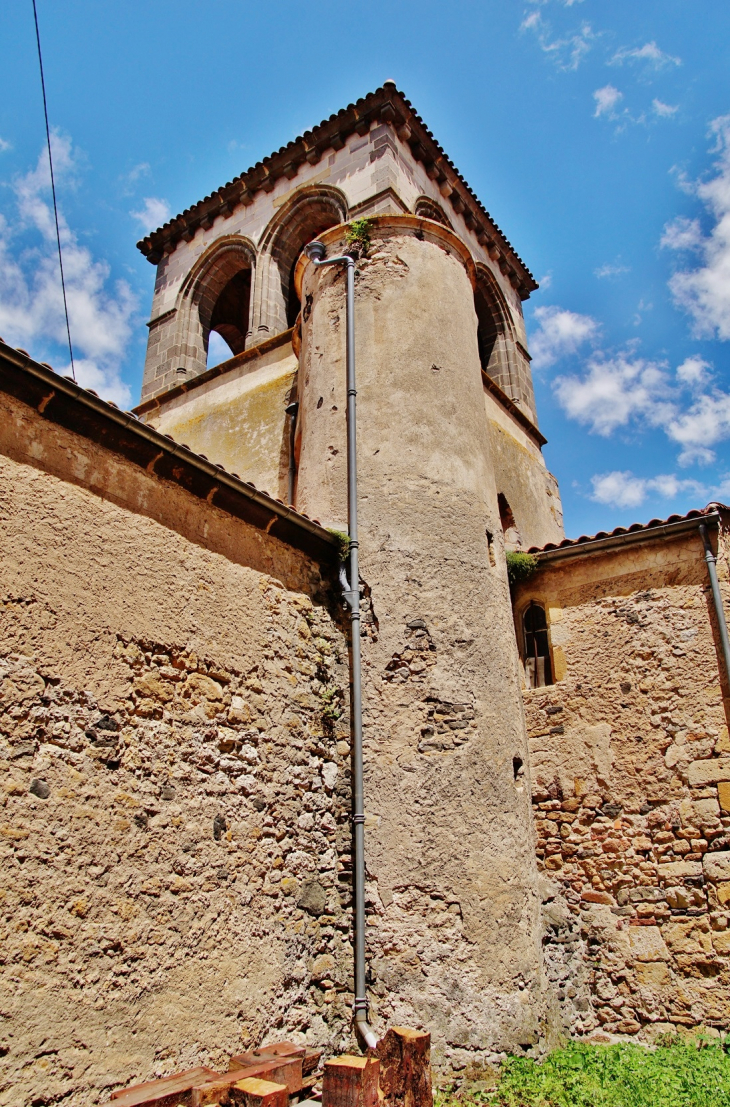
[175,237,256,380]
[207,268,251,357]
[474,268,513,397]
[523,602,553,689]
[266,189,348,328]
[414,196,451,228]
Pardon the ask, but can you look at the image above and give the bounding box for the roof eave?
[136,85,538,298]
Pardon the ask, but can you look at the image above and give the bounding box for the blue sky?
[1,0,729,538]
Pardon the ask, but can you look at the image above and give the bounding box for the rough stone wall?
[0,398,356,1106]
[513,528,730,1037]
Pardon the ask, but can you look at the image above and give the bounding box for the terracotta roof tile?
[529,507,722,554]
[135,83,537,295]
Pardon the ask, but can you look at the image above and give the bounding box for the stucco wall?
[513,528,730,1037]
[295,222,553,1067]
[142,341,296,501]
[484,399,563,551]
[0,392,354,1106]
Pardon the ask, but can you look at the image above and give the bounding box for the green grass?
[437,1038,730,1107]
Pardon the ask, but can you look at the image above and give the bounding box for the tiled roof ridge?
[0,337,337,550]
[529,505,726,555]
[135,83,538,297]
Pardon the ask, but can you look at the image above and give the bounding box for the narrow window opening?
[207,330,235,369]
[523,601,553,689]
[207,268,251,361]
[498,493,522,551]
[513,755,524,780]
[486,528,496,567]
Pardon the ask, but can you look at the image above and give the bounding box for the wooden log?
[376,1027,432,1107]
[322,1055,379,1107]
[224,1056,303,1094]
[190,1069,257,1106]
[231,1077,289,1107]
[108,1066,222,1106]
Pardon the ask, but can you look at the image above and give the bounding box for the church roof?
[135,82,538,297]
[529,505,723,560]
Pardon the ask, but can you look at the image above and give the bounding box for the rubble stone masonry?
[0,390,355,1106]
[514,524,730,1038]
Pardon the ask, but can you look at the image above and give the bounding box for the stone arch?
[413,196,452,228]
[256,185,348,335]
[474,264,518,399]
[176,235,257,379]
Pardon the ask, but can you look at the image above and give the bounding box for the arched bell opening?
[474,266,514,399]
[175,237,256,380]
[263,188,348,332]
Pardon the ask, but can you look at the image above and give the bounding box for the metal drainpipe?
[285,401,299,506]
[303,240,377,1051]
[699,522,730,689]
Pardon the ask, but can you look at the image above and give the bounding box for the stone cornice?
[136,83,538,299]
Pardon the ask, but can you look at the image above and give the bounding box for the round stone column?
[295,216,550,1061]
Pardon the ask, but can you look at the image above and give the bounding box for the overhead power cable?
[31,0,75,381]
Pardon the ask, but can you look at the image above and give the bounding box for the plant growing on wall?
[505,550,539,589]
[328,528,352,561]
[345,218,373,258]
[319,685,343,722]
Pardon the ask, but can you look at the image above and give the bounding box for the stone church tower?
[134,83,565,1053]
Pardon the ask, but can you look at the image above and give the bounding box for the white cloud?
[0,131,136,407]
[126,162,150,184]
[666,114,730,340]
[0,137,11,153]
[590,470,704,509]
[676,355,711,386]
[554,353,673,436]
[661,216,703,252]
[594,262,630,279]
[549,328,730,467]
[529,305,599,369]
[665,390,730,465]
[521,12,595,71]
[537,271,553,289]
[611,41,681,69]
[593,85,623,119]
[130,196,170,233]
[653,99,678,118]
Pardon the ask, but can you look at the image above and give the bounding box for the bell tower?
[134,82,566,1057]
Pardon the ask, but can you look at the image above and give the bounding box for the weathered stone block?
[657,859,703,881]
[713,931,730,955]
[703,851,730,882]
[687,758,730,787]
[718,782,730,813]
[636,961,670,985]
[629,926,669,962]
